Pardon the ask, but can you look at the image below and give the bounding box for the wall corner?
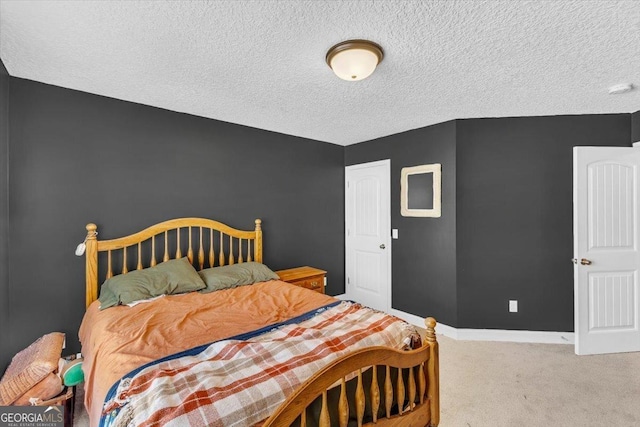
[631,110,640,144]
[0,57,11,371]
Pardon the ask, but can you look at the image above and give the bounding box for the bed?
[79,217,440,427]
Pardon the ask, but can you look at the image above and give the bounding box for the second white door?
[574,146,640,355]
[345,160,391,312]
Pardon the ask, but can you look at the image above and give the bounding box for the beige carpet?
[438,335,640,427]
[72,336,640,426]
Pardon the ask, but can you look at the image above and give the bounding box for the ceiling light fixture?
[326,39,384,81]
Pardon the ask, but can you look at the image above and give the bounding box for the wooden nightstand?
[276,266,327,294]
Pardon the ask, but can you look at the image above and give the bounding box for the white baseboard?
[454,327,574,344]
[329,298,574,345]
[389,308,574,345]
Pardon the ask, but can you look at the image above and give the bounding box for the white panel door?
[574,147,640,355]
[345,160,390,312]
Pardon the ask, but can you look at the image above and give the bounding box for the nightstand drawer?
[293,275,324,293]
[275,266,327,294]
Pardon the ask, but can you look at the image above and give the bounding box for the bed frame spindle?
[106,251,113,280]
[163,232,169,262]
[319,392,330,427]
[418,363,426,405]
[356,369,365,425]
[229,235,235,265]
[187,226,194,264]
[176,228,182,259]
[209,229,215,268]
[338,379,348,427]
[137,243,143,270]
[151,236,157,267]
[238,238,243,264]
[408,366,416,410]
[198,227,205,270]
[122,248,128,274]
[370,365,380,423]
[384,365,392,418]
[219,233,225,266]
[397,368,405,415]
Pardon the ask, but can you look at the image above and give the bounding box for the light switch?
[392,229,399,239]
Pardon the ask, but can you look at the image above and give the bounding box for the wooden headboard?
[84,218,263,308]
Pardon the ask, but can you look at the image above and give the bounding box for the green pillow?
[98,257,206,309]
[198,262,279,293]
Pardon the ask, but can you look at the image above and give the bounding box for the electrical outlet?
[392,229,399,239]
[509,300,518,313]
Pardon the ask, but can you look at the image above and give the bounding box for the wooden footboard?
[263,318,440,427]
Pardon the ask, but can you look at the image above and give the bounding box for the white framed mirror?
[401,163,442,217]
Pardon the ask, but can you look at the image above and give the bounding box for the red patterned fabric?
[103,302,419,427]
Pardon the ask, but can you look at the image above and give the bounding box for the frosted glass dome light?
[326,40,384,82]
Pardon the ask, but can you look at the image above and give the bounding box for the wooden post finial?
[425,317,437,342]
[86,223,97,237]
[85,223,99,309]
[254,219,263,263]
[424,316,440,425]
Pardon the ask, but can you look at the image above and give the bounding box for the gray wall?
[345,121,458,326]
[632,110,640,143]
[345,115,632,332]
[0,64,636,369]
[4,77,344,367]
[0,60,9,369]
[456,115,631,331]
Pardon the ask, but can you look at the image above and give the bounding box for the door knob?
[379,244,386,249]
[571,258,592,265]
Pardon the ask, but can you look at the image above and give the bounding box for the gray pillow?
[198,262,279,293]
[98,257,206,309]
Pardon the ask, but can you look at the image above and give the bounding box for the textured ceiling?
[1,0,639,145]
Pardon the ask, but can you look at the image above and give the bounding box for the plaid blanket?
[101,301,420,427]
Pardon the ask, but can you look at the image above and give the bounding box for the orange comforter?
[78,280,336,427]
